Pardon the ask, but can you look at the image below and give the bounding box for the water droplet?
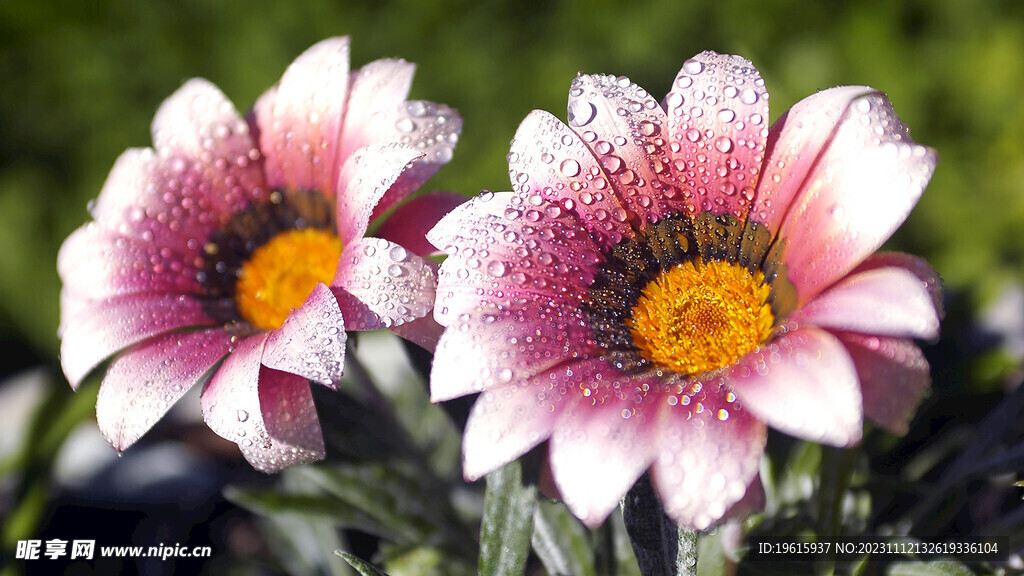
[717,109,735,122]
[487,260,507,277]
[568,100,597,127]
[395,117,415,133]
[560,159,581,177]
[714,136,734,153]
[237,410,249,422]
[740,88,758,105]
[682,58,705,75]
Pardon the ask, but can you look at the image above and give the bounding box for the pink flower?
[428,52,940,529]
[58,37,464,472]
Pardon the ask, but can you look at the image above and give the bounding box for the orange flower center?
[628,259,774,376]
[235,228,343,331]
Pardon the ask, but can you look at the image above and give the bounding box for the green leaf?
[886,560,977,576]
[223,486,398,541]
[337,551,392,576]
[479,460,538,576]
[621,473,697,576]
[531,499,596,576]
[695,531,727,576]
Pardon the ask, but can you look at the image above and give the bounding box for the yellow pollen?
[628,259,774,376]
[235,228,342,331]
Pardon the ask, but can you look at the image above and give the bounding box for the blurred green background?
[3,0,1024,573]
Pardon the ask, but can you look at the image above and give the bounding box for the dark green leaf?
[531,499,596,576]
[621,473,697,576]
[223,486,398,541]
[479,460,538,576]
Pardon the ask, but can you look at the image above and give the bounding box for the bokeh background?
[3,0,1024,574]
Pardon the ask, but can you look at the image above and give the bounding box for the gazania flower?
[58,37,463,472]
[428,51,940,529]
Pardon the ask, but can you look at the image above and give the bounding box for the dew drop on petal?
[682,58,705,75]
[560,158,581,177]
[714,136,734,153]
[568,100,597,127]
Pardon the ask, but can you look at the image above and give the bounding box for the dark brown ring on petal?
[197,189,336,329]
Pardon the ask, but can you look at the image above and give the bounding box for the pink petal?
[334,143,424,246]
[727,326,863,446]
[60,293,215,389]
[774,91,937,305]
[96,329,233,451]
[650,379,767,530]
[374,192,467,257]
[254,37,351,197]
[331,237,436,331]
[149,78,266,215]
[430,302,595,402]
[507,110,634,250]
[851,252,943,317]
[390,312,446,352]
[664,51,770,220]
[263,283,346,388]
[200,334,325,472]
[793,265,941,340]
[428,191,602,325]
[336,59,416,165]
[565,73,685,225]
[463,357,628,481]
[58,223,203,301]
[548,378,660,527]
[837,332,930,435]
[751,86,873,233]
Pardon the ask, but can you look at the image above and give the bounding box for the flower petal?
[331,237,436,331]
[96,329,232,451]
[566,73,684,225]
[851,252,943,317]
[149,78,266,215]
[200,334,325,472]
[263,283,346,388]
[651,379,766,530]
[336,58,416,164]
[428,191,602,325]
[508,110,634,249]
[60,293,215,389]
[664,51,770,220]
[374,192,467,257]
[727,326,863,446]
[793,264,941,340]
[430,302,594,402]
[334,143,424,246]
[837,332,930,435]
[58,222,203,301]
[751,86,873,233]
[548,377,660,527]
[774,91,937,305]
[254,37,351,197]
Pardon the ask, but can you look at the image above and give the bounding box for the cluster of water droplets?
[663,53,771,216]
[390,100,461,166]
[335,238,435,330]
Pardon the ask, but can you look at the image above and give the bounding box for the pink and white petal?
[60,293,216,389]
[727,326,863,446]
[374,192,467,257]
[664,52,770,219]
[369,101,463,221]
[837,332,930,435]
[331,237,436,331]
[336,58,416,165]
[96,329,233,451]
[58,222,203,301]
[263,283,346,388]
[430,302,595,402]
[651,380,767,530]
[335,144,424,246]
[254,37,351,197]
[566,73,684,225]
[775,91,937,305]
[548,380,660,527]
[429,191,602,325]
[462,375,573,481]
[792,265,941,340]
[150,78,266,214]
[390,312,446,352]
[201,333,270,450]
[851,252,943,316]
[508,110,634,250]
[242,367,325,472]
[751,86,874,233]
